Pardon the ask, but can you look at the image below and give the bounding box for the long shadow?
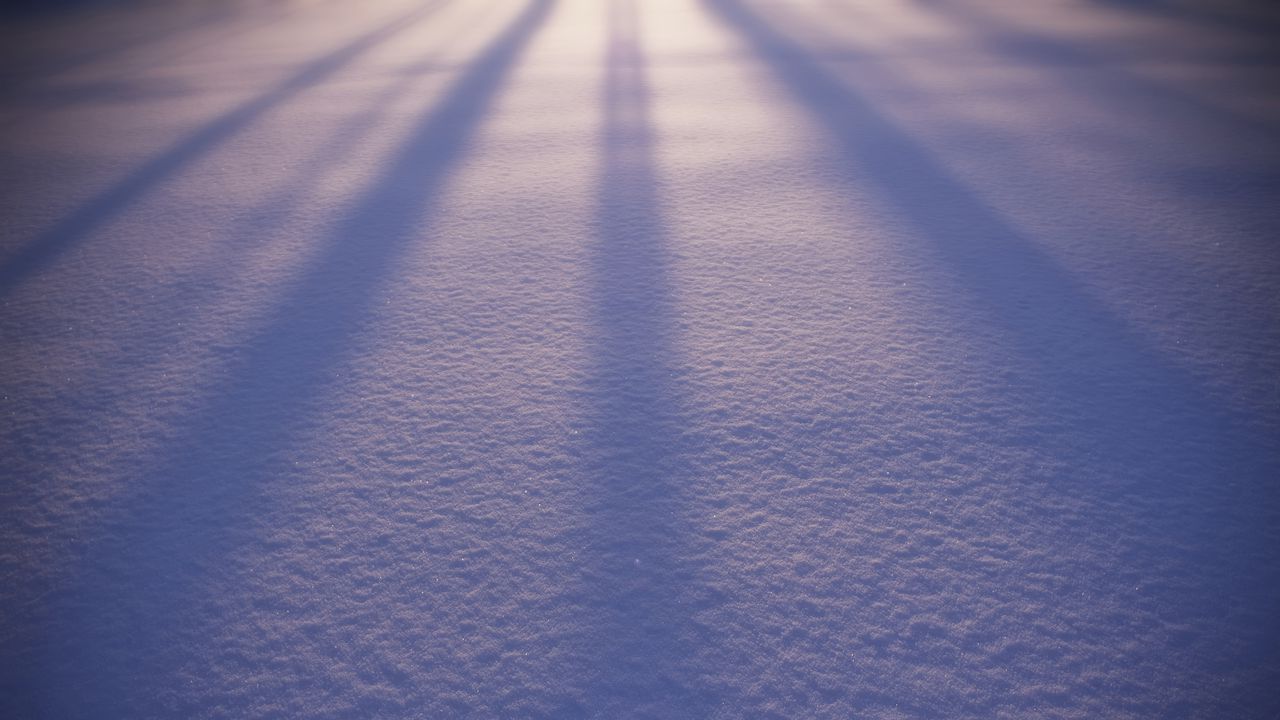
[705,0,1277,460]
[813,0,1280,292]
[901,0,1280,144]
[0,0,310,95]
[0,0,450,300]
[163,0,502,279]
[573,0,714,714]
[29,1,554,715]
[3,2,504,465]
[704,0,1280,712]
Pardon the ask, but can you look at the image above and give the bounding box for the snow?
[2,0,1278,716]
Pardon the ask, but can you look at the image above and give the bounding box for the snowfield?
[2,0,1278,717]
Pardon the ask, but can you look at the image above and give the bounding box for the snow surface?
[2,0,1279,716]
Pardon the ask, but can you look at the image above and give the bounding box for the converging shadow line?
[900,0,1280,144]
[32,1,510,436]
[43,1,555,713]
[0,0,453,299]
[575,0,715,713]
[701,0,1261,449]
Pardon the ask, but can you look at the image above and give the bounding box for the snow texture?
[2,0,1279,717]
